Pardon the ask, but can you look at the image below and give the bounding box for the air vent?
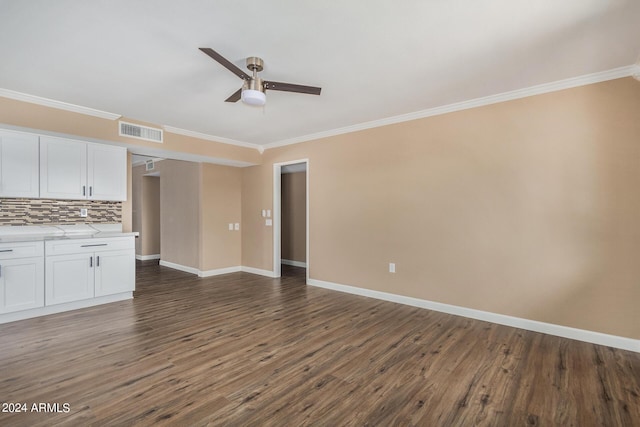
[145,160,155,171]
[119,121,163,143]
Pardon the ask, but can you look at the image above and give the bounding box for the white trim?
[281,259,307,268]
[241,266,278,278]
[2,66,635,151]
[264,65,638,150]
[136,254,161,261]
[199,266,241,277]
[0,87,121,120]
[0,292,132,324]
[307,278,640,353]
[156,260,277,278]
[159,260,199,275]
[163,125,261,151]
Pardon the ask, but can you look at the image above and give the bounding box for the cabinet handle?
[81,244,108,247]
[0,265,2,277]
[90,256,93,267]
[97,256,100,267]
[83,185,86,196]
[0,249,13,253]
[90,186,93,196]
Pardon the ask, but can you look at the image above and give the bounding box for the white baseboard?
[158,260,277,279]
[282,259,307,268]
[159,260,199,275]
[241,266,277,278]
[136,254,160,261]
[199,266,241,277]
[307,278,640,353]
[0,292,133,324]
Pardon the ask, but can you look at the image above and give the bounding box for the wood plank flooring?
[1,261,639,426]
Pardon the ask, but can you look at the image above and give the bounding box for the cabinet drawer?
[0,241,44,260]
[45,237,134,256]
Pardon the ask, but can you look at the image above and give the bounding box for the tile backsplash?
[0,198,121,226]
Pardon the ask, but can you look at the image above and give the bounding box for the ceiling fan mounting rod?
[245,57,265,92]
[246,57,264,74]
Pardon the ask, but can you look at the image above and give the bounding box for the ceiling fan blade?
[225,88,242,103]
[264,81,321,95]
[199,48,250,81]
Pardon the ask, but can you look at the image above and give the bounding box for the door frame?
[273,159,309,282]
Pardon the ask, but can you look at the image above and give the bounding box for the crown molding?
[264,65,638,150]
[0,88,121,120]
[162,125,262,152]
[3,64,636,153]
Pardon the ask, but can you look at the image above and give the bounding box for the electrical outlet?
[389,263,396,273]
[266,219,273,226]
[80,208,88,217]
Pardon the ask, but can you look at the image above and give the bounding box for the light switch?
[389,263,396,273]
[266,219,273,226]
[262,209,266,217]
[234,223,240,230]
[228,223,234,231]
[267,209,271,217]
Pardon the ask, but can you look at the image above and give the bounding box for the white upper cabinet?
[40,136,127,201]
[88,143,127,201]
[0,130,40,198]
[40,136,87,200]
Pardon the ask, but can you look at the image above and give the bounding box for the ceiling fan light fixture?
[241,89,266,106]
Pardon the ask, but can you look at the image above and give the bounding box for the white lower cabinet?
[0,255,45,314]
[45,253,95,305]
[94,250,135,297]
[45,237,135,306]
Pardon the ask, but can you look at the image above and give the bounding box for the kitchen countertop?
[0,224,138,243]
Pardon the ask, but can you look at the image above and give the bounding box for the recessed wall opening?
[273,159,309,282]
[132,155,162,263]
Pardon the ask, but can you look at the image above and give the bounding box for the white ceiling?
[1,1,639,148]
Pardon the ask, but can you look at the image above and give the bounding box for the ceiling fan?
[199,47,322,107]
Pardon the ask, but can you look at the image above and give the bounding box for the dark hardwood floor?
[1,261,639,426]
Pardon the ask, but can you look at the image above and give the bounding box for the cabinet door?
[40,136,88,200]
[87,143,127,201]
[45,253,94,305]
[0,257,45,314]
[0,130,40,198]
[94,249,135,297]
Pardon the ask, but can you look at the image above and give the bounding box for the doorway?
[140,174,161,260]
[131,155,162,262]
[273,159,309,282]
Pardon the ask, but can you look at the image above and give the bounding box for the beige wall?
[242,77,640,340]
[199,164,242,270]
[159,160,201,268]
[281,172,306,263]
[133,160,242,270]
[241,165,273,268]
